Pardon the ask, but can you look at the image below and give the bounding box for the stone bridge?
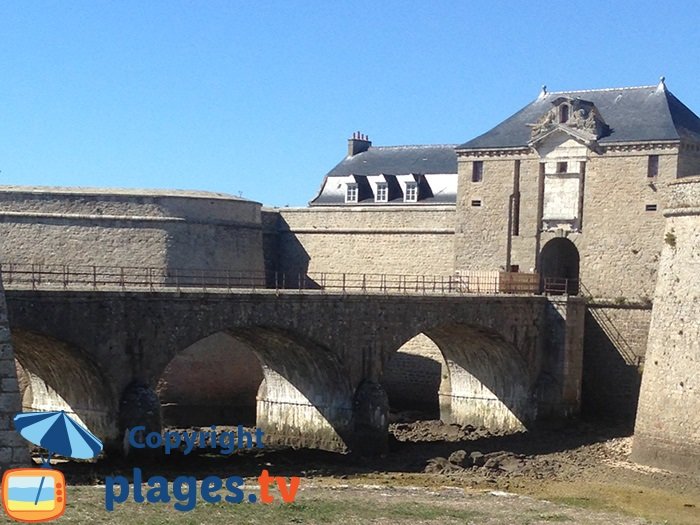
[3,288,584,456]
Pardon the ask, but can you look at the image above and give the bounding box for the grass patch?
[50,486,484,524]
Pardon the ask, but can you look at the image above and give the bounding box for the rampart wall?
[0,186,265,274]
[632,176,700,473]
[269,206,456,277]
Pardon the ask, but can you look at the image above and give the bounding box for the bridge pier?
[0,281,30,472]
[256,368,354,452]
[430,325,534,432]
[118,381,162,456]
[351,380,389,455]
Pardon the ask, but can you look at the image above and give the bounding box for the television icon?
[1,468,66,523]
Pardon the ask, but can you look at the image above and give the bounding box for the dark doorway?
[540,238,580,294]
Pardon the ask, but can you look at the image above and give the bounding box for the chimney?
[348,131,372,156]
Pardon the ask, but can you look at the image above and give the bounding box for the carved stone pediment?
[528,97,609,146]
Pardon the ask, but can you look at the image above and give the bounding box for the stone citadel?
[0,79,698,473]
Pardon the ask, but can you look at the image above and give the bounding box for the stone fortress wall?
[0,141,696,429]
[632,176,700,473]
[266,206,457,410]
[0,186,264,273]
[0,187,268,427]
[269,206,456,277]
[451,140,700,421]
[0,179,669,425]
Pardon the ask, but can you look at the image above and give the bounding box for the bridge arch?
[12,329,117,448]
[382,333,442,421]
[384,323,535,432]
[156,332,263,427]
[150,326,355,453]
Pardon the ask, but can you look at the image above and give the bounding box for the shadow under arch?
[382,333,442,422]
[156,332,263,427]
[11,329,117,447]
[386,323,535,432]
[540,237,580,294]
[152,326,355,453]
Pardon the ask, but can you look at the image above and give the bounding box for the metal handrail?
[0,262,551,296]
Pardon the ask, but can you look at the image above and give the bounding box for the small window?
[556,161,568,174]
[375,182,388,202]
[472,161,483,182]
[471,199,482,207]
[559,104,569,123]
[645,204,657,211]
[345,183,358,203]
[405,182,418,202]
[648,155,659,178]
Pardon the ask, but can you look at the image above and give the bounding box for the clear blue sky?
[1,1,698,207]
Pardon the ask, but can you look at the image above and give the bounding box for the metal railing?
[542,277,580,296]
[0,262,580,297]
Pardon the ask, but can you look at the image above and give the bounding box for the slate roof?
[458,84,700,150]
[310,145,458,206]
[325,144,458,177]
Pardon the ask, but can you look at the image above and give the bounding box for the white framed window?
[405,181,418,202]
[375,182,388,202]
[345,183,358,203]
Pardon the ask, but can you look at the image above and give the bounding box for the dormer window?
[556,161,568,174]
[559,104,569,123]
[375,182,388,202]
[345,183,358,203]
[405,182,418,202]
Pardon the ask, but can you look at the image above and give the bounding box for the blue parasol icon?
[13,410,103,463]
[12,411,103,508]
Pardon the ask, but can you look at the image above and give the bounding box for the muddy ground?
[53,418,700,524]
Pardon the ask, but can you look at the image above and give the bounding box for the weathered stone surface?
[272,206,456,277]
[0,187,265,275]
[0,274,30,472]
[632,176,700,474]
[5,290,583,454]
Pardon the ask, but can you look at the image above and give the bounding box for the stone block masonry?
[0,187,265,275]
[582,304,651,422]
[0,273,30,472]
[632,176,700,474]
[271,206,456,277]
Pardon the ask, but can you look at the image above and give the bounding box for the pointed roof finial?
[657,76,666,91]
[539,85,547,99]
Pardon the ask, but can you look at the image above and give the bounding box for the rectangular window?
[345,183,358,203]
[375,182,388,202]
[405,182,418,202]
[471,199,482,207]
[472,161,483,182]
[645,204,657,211]
[556,161,568,174]
[648,155,659,178]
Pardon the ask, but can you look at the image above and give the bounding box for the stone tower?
[632,175,700,473]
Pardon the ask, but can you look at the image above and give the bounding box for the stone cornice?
[456,148,530,158]
[601,141,679,153]
[456,141,680,158]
